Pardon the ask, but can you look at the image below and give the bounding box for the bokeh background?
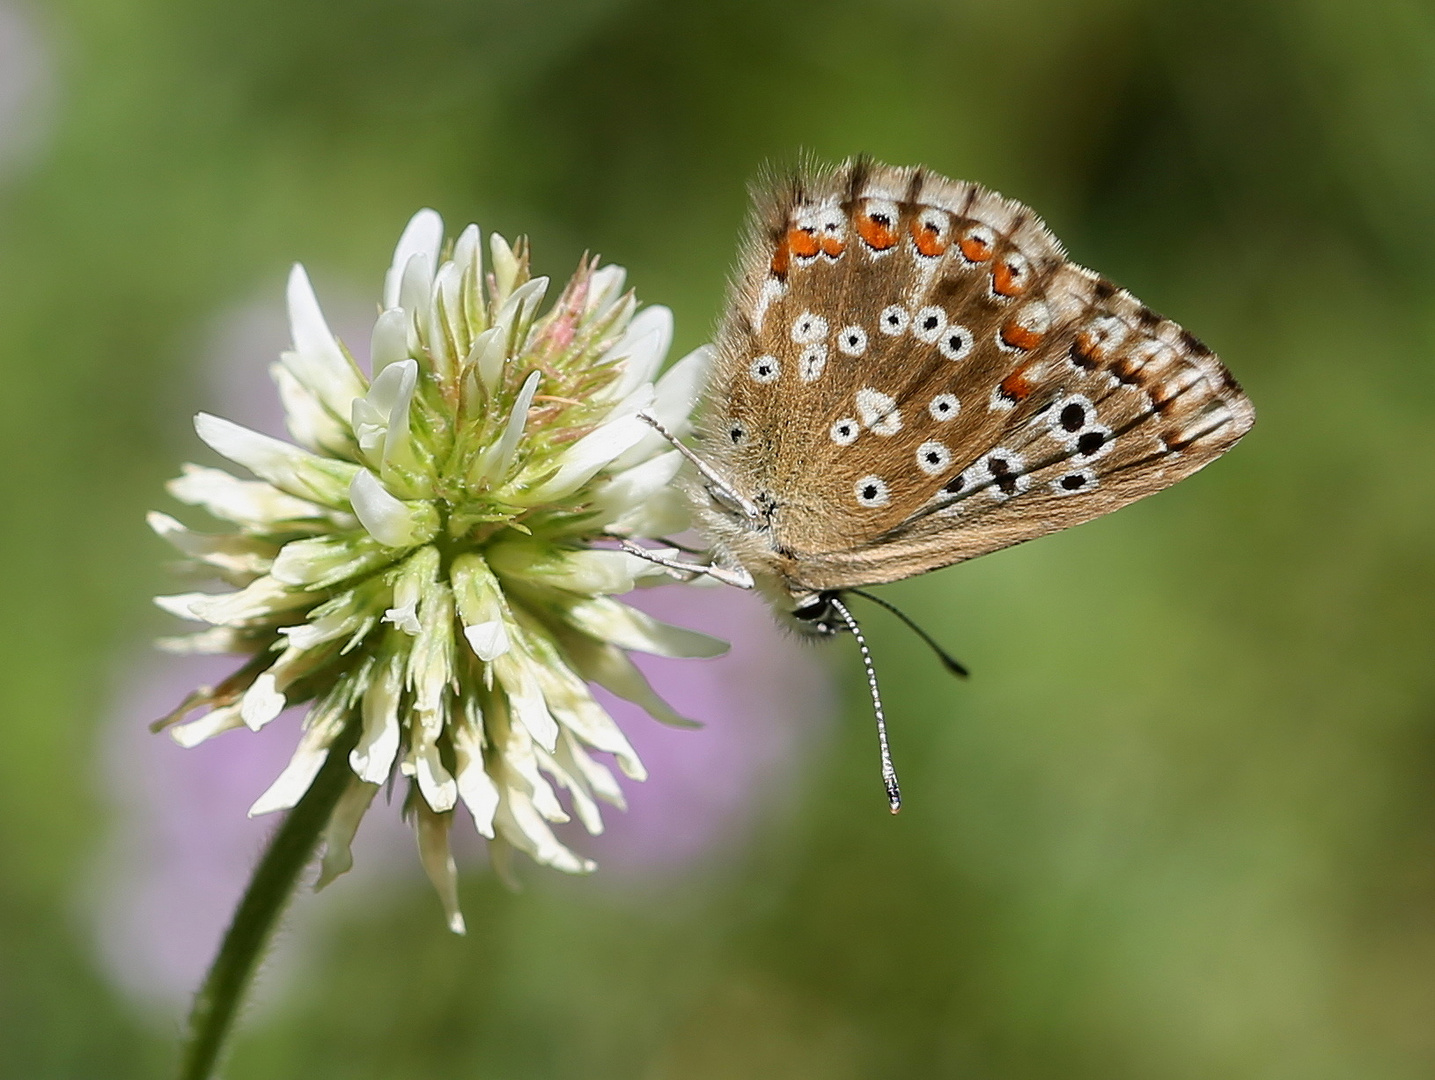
[4,0,1435,1076]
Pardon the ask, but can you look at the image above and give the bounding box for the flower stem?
[177,722,359,1080]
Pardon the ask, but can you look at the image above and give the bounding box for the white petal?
[488,232,519,299]
[407,580,455,732]
[537,744,603,835]
[414,802,466,935]
[453,223,482,282]
[495,654,559,751]
[167,464,324,527]
[156,627,252,655]
[369,307,410,374]
[609,344,714,471]
[463,621,508,661]
[486,540,640,596]
[283,264,365,416]
[452,724,498,837]
[452,553,512,659]
[601,305,672,403]
[466,325,506,393]
[194,413,355,506]
[559,731,626,809]
[239,671,286,731]
[271,362,351,457]
[384,209,443,310]
[248,727,333,816]
[562,635,700,729]
[493,788,593,874]
[316,776,379,889]
[170,703,244,748]
[177,577,313,626]
[473,369,541,485]
[564,597,728,658]
[588,450,682,522]
[382,546,437,636]
[585,264,627,317]
[512,393,652,505]
[349,469,431,548]
[415,742,458,813]
[351,654,403,783]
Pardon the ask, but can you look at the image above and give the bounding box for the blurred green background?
[5,0,1435,1076]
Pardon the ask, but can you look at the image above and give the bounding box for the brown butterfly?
[633,157,1255,809]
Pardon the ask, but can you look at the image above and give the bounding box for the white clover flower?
[152,210,725,932]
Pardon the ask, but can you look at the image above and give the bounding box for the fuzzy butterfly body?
[693,158,1254,618]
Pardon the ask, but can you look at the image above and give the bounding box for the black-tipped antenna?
[848,589,969,678]
[829,596,902,814]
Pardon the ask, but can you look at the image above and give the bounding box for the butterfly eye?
[791,596,833,622]
[728,423,746,444]
[879,305,910,336]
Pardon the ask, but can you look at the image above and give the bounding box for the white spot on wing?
[854,475,890,508]
[791,311,828,344]
[879,305,909,336]
[912,305,947,344]
[830,418,859,445]
[938,325,972,361]
[856,387,902,436]
[799,343,828,382]
[916,441,951,476]
[837,325,868,356]
[928,394,960,421]
[749,355,780,384]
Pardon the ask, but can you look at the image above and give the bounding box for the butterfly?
[633,157,1254,809]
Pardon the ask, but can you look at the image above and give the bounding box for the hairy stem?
[177,722,358,1080]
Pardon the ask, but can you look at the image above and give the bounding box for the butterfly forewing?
[699,159,1254,591]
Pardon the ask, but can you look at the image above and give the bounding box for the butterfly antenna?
[829,596,902,814]
[848,589,969,678]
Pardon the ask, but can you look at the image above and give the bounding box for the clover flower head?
[152,210,724,931]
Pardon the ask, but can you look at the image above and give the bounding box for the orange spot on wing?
[1000,320,1044,351]
[769,235,790,279]
[958,232,992,262]
[999,367,1035,401]
[820,236,846,258]
[913,222,949,257]
[788,227,821,259]
[992,258,1026,297]
[856,213,897,250]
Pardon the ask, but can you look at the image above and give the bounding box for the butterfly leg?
[636,413,763,522]
[618,539,754,590]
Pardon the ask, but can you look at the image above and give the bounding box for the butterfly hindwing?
[698,158,1254,591]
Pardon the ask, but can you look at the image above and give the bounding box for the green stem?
[177,722,358,1080]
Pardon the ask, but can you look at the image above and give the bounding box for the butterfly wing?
[698,159,1254,591]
